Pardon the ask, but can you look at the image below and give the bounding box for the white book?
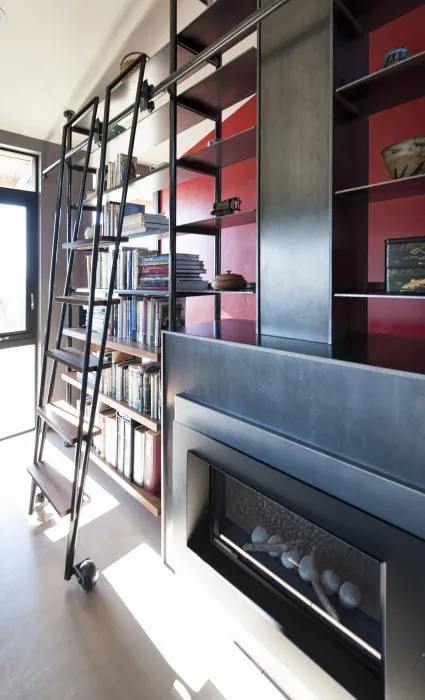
[133,426,146,486]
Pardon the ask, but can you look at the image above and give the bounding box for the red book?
[144,430,161,494]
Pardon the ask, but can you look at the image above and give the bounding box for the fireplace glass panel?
[212,471,382,660]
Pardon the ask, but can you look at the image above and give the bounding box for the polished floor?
[0,431,289,700]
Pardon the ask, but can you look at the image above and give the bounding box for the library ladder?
[28,54,150,591]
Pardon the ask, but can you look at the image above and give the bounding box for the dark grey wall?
[259,0,332,342]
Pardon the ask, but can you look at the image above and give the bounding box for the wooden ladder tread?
[27,461,73,517]
[55,295,119,306]
[46,347,111,371]
[37,400,101,444]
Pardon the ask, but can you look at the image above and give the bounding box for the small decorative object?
[84,226,94,240]
[281,548,301,569]
[211,197,242,217]
[267,534,285,557]
[382,137,425,180]
[339,582,362,610]
[120,52,146,74]
[320,569,341,596]
[251,526,271,545]
[298,555,312,582]
[383,46,408,68]
[211,271,247,291]
[385,236,425,294]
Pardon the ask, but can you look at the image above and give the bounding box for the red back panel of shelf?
[369,5,425,336]
[160,97,256,325]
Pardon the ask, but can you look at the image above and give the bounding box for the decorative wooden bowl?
[382,137,425,180]
[211,271,247,291]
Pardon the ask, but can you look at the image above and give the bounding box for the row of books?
[110,296,186,346]
[87,247,152,290]
[91,405,161,493]
[138,253,208,291]
[106,154,137,190]
[78,357,161,419]
[101,202,145,237]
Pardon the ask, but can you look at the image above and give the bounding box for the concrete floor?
[0,430,231,700]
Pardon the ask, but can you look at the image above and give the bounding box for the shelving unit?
[62,372,160,432]
[37,0,288,588]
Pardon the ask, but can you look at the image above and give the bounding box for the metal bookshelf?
[36,0,289,590]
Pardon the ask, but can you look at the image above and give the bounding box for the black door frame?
[0,169,39,440]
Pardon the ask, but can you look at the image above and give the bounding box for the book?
[133,425,147,486]
[123,415,132,480]
[144,430,161,494]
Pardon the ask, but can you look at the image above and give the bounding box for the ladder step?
[62,236,128,251]
[55,295,120,306]
[46,347,111,371]
[27,461,73,517]
[37,400,101,444]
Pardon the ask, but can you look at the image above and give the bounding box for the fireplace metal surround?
[171,396,425,700]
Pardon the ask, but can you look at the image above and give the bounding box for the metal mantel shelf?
[42,0,292,177]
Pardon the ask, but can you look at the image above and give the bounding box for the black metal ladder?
[28,54,149,591]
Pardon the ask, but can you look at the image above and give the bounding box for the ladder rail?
[64,53,148,580]
[37,98,100,462]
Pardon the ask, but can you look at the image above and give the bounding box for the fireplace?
[171,397,425,700]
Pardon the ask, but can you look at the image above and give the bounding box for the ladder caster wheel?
[148,100,155,113]
[35,492,45,505]
[63,441,73,448]
[74,558,99,592]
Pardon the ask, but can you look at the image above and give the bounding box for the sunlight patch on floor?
[41,442,119,542]
[103,544,287,700]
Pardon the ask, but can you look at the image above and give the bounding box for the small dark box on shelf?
[385,236,425,268]
[386,268,425,294]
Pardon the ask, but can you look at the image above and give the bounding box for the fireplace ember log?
[309,546,339,622]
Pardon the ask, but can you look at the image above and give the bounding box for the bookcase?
[40,0,264,523]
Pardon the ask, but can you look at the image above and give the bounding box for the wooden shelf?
[335,173,425,203]
[336,49,425,116]
[62,237,128,250]
[117,287,256,297]
[36,400,101,445]
[89,449,161,517]
[62,371,160,432]
[338,0,424,32]
[55,295,119,306]
[75,0,257,136]
[335,289,425,299]
[178,128,257,175]
[46,347,110,371]
[176,209,256,235]
[63,327,161,361]
[27,461,74,518]
[76,46,257,173]
[177,47,257,119]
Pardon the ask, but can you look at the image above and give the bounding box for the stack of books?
[122,211,169,236]
[110,297,185,345]
[138,253,208,291]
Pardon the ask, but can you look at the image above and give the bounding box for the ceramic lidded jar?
[211,271,247,291]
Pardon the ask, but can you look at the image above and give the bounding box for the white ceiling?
[0,0,205,144]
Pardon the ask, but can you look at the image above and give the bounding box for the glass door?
[0,185,38,439]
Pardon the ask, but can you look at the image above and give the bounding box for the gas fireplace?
[171,397,425,700]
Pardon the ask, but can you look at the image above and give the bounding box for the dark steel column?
[168,0,178,331]
[65,109,75,406]
[214,90,222,322]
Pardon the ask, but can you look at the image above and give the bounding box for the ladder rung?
[37,400,101,445]
[46,347,111,371]
[55,295,120,306]
[27,461,73,517]
[62,236,128,251]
